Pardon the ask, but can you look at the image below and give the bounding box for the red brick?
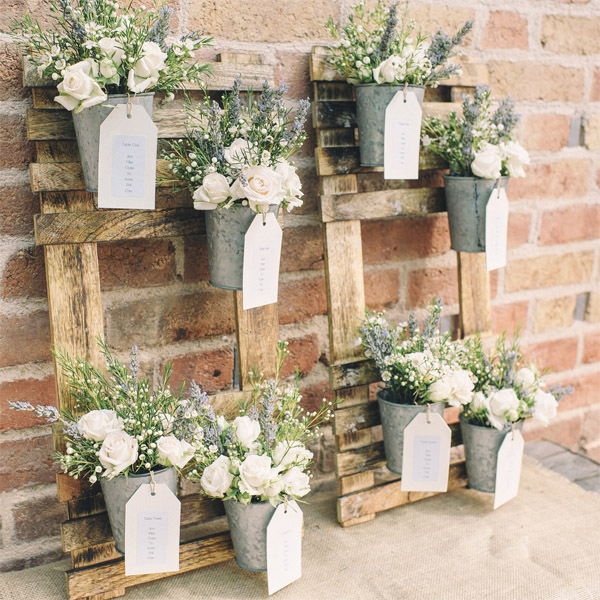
[541,16,600,55]
[583,331,600,364]
[522,336,578,372]
[281,226,324,272]
[364,268,399,310]
[0,246,46,299]
[491,301,529,335]
[0,41,28,101]
[282,334,321,378]
[98,239,176,289]
[407,267,458,308]
[0,434,57,491]
[0,186,38,236]
[361,214,450,264]
[0,115,34,170]
[183,235,209,283]
[523,409,583,448]
[12,493,67,542]
[539,205,600,246]
[0,310,51,368]
[278,277,327,325]
[507,212,531,249]
[558,370,600,411]
[482,12,528,50]
[299,380,333,415]
[275,50,312,100]
[592,69,600,102]
[168,348,234,394]
[581,405,600,446]
[0,375,56,433]
[521,114,570,152]
[510,159,591,200]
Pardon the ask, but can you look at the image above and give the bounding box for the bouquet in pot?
[9,0,212,112]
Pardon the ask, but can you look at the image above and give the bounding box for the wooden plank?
[335,441,386,478]
[71,543,121,570]
[356,170,444,193]
[333,402,379,435]
[320,187,445,223]
[339,513,376,527]
[457,252,492,337]
[338,471,375,496]
[68,494,105,520]
[309,51,345,82]
[319,174,358,196]
[329,358,379,391]
[66,532,234,600]
[57,473,97,503]
[313,81,353,102]
[36,140,80,163]
[336,428,375,452]
[335,385,370,409]
[216,52,263,65]
[316,127,356,148]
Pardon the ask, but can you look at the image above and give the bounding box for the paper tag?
[98,103,157,209]
[401,411,451,492]
[384,90,422,180]
[494,428,524,509]
[242,212,283,310]
[267,501,303,595]
[125,482,181,576]
[485,185,509,271]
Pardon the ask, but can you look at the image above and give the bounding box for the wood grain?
[457,252,492,337]
[329,358,380,391]
[319,174,358,196]
[335,441,387,478]
[316,127,356,148]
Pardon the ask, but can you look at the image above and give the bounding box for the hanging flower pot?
[443,175,510,253]
[204,203,280,290]
[354,84,425,167]
[72,93,154,193]
[100,466,177,554]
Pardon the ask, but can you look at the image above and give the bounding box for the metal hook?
[426,403,431,424]
[150,470,156,496]
[403,81,408,103]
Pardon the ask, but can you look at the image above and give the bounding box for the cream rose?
[233,415,261,448]
[238,454,272,495]
[156,435,195,468]
[471,142,502,179]
[502,141,530,178]
[98,430,138,479]
[275,159,303,210]
[55,59,107,112]
[446,369,475,408]
[273,441,313,471]
[428,376,452,403]
[471,391,488,413]
[97,37,124,65]
[99,58,118,80]
[128,41,167,93]
[281,466,310,498]
[77,409,123,442]
[262,470,284,498]
[515,367,536,392]
[192,172,231,210]
[373,55,404,84]
[224,139,253,167]
[487,388,520,430]
[532,390,558,427]
[231,165,285,212]
[201,455,233,497]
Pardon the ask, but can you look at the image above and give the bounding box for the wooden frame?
[310,47,492,527]
[25,53,280,600]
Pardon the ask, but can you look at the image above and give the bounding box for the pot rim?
[103,92,155,99]
[443,174,510,182]
[353,82,426,89]
[376,387,437,408]
[224,498,278,507]
[110,465,173,479]
[458,412,524,431]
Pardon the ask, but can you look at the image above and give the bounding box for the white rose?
[281,466,311,498]
[233,415,261,448]
[128,41,167,93]
[231,165,285,212]
[502,140,530,178]
[372,55,403,84]
[263,469,284,498]
[192,172,231,210]
[471,391,489,412]
[224,138,253,167]
[97,37,124,65]
[515,367,536,392]
[275,160,303,210]
[77,409,123,441]
[273,441,313,471]
[201,455,234,497]
[156,435,195,468]
[98,430,138,479]
[55,59,107,112]
[239,454,272,495]
[446,369,475,408]
[471,142,502,179]
[532,390,558,427]
[487,388,520,430]
[99,57,118,80]
[428,376,452,403]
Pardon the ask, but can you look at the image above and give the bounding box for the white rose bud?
[223,138,253,167]
[98,430,138,479]
[281,466,311,498]
[201,455,234,497]
[54,59,107,112]
[128,41,167,93]
[487,388,520,430]
[502,140,530,178]
[531,390,558,427]
[233,415,261,448]
[77,409,124,442]
[515,367,536,392]
[471,142,503,180]
[230,165,285,212]
[238,454,272,496]
[192,172,231,210]
[156,435,195,468]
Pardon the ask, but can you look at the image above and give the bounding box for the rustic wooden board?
[457,252,492,337]
[316,127,356,148]
[329,358,379,391]
[319,174,358,196]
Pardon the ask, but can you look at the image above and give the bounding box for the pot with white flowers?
[422,86,530,252]
[164,79,309,290]
[359,298,475,474]
[10,0,211,191]
[185,342,333,571]
[10,340,199,555]
[326,1,472,167]
[460,333,572,493]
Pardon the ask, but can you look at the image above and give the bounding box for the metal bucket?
[354,84,425,167]
[71,93,154,192]
[99,466,177,554]
[459,415,523,493]
[204,203,280,290]
[377,388,445,475]
[443,175,510,253]
[224,499,277,571]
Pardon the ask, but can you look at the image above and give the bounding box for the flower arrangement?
[185,342,333,506]
[358,298,475,407]
[461,333,573,430]
[326,1,473,86]
[9,0,212,112]
[421,85,530,179]
[163,79,309,214]
[10,341,201,482]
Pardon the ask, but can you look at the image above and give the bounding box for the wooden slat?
[329,358,379,391]
[335,385,370,409]
[333,402,379,435]
[319,174,358,196]
[316,127,356,148]
[309,52,345,82]
[36,140,80,162]
[66,532,234,600]
[457,252,492,337]
[339,471,375,496]
[71,543,121,570]
[57,473,98,503]
[313,81,353,102]
[335,441,386,478]
[320,187,445,223]
[336,428,375,452]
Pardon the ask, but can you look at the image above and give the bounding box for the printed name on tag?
[125,481,181,576]
[242,212,283,310]
[485,185,509,271]
[384,90,423,180]
[401,411,451,492]
[267,500,303,595]
[98,103,157,209]
[494,428,524,509]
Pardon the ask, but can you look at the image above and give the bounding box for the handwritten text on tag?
[494,428,524,509]
[485,185,509,271]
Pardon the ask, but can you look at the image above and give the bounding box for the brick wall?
[1,0,599,570]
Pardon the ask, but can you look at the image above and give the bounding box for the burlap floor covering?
[1,456,599,600]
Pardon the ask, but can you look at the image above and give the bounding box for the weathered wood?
[309,51,345,83]
[313,81,353,102]
[329,358,379,391]
[71,543,122,570]
[36,140,80,163]
[67,494,106,520]
[216,52,263,65]
[320,187,445,223]
[356,170,444,193]
[339,513,376,527]
[84,590,125,600]
[57,473,97,503]
[336,428,375,453]
[335,385,370,409]
[319,174,358,196]
[316,127,356,148]
[444,62,489,87]
[338,471,376,496]
[333,402,379,436]
[335,441,386,478]
[457,252,492,337]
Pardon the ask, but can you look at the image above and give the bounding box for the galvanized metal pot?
[377,388,445,475]
[204,203,280,290]
[353,84,425,167]
[99,466,177,555]
[71,93,154,192]
[459,415,524,493]
[224,499,277,571]
[443,175,510,253]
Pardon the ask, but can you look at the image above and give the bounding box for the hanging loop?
[403,81,408,103]
[150,470,156,496]
[426,403,431,424]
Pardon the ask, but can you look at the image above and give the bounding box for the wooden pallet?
[25,53,281,599]
[310,46,493,527]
